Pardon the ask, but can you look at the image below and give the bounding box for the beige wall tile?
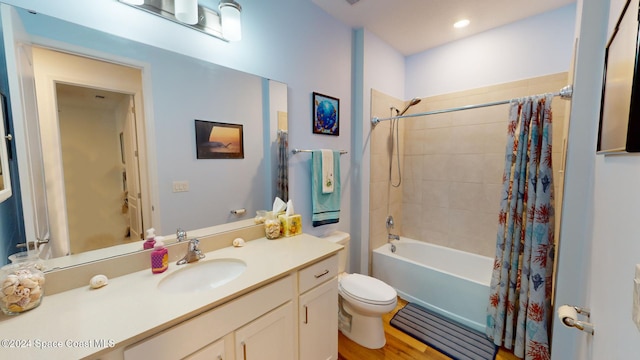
[402,155,423,204]
[449,182,485,211]
[369,180,389,212]
[421,229,449,247]
[422,206,450,234]
[483,122,509,154]
[450,125,486,154]
[447,154,484,183]
[370,124,391,156]
[421,180,450,208]
[404,128,425,155]
[402,203,423,240]
[483,153,506,184]
[423,154,450,181]
[423,127,452,154]
[370,153,390,182]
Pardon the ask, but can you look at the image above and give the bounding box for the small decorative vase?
[0,252,46,315]
[264,212,281,240]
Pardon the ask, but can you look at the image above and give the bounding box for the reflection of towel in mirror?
[312,150,340,226]
[321,149,334,194]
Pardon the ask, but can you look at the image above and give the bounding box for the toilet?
[323,231,397,349]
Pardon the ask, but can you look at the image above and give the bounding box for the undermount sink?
[158,258,247,293]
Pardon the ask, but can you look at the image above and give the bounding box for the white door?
[552,0,640,359]
[124,96,143,240]
[1,4,50,254]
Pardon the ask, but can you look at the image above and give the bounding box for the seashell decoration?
[232,238,246,247]
[1,266,45,315]
[89,274,109,289]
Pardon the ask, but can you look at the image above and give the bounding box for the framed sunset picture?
[195,120,244,159]
[312,92,339,136]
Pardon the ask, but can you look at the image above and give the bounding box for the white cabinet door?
[299,277,338,360]
[184,336,227,360]
[235,302,294,360]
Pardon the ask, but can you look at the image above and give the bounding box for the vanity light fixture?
[219,0,242,41]
[453,19,470,28]
[117,0,243,42]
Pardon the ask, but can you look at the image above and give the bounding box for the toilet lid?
[339,273,396,305]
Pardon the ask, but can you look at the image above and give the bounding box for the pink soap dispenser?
[143,228,156,250]
[151,236,168,274]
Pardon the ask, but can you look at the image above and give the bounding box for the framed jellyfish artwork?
[312,92,339,136]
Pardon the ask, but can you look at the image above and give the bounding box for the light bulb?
[220,1,242,41]
[175,0,199,25]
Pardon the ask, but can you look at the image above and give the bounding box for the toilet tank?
[322,231,350,273]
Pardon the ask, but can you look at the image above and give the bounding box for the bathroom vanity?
[0,232,342,360]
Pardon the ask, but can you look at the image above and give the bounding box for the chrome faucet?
[177,238,205,265]
[176,228,187,242]
[387,233,399,253]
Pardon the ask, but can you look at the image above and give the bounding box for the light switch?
[172,181,189,193]
[633,264,640,332]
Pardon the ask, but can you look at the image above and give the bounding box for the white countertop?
[0,234,342,359]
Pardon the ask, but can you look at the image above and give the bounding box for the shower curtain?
[276,130,288,201]
[486,94,555,360]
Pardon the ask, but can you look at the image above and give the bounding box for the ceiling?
[56,83,129,111]
[312,0,576,56]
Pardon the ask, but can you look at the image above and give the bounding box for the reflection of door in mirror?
[32,47,149,257]
[0,93,11,201]
[56,84,144,254]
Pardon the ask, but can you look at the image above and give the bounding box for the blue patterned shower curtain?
[276,130,288,201]
[486,95,555,360]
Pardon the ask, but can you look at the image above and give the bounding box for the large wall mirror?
[1,4,288,268]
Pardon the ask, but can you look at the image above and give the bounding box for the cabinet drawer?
[298,254,338,293]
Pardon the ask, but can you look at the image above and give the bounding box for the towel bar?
[291,149,348,155]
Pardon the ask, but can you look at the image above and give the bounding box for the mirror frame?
[0,93,12,203]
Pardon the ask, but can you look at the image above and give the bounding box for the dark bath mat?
[390,302,498,360]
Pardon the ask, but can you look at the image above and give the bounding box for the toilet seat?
[339,273,396,306]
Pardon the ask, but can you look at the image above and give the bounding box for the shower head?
[396,97,422,116]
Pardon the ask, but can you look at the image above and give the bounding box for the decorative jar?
[0,252,46,315]
[264,211,281,239]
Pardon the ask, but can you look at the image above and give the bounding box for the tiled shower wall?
[369,73,569,263]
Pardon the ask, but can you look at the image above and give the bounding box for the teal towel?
[312,150,340,226]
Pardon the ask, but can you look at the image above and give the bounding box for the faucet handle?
[386,215,395,230]
[189,238,200,250]
[177,228,187,242]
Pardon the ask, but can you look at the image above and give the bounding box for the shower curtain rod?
[371,85,573,126]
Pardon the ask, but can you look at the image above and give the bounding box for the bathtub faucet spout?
[388,233,399,241]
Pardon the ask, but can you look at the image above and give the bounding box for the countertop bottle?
[143,228,156,250]
[151,236,168,274]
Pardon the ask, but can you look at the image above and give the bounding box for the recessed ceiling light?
[453,19,470,29]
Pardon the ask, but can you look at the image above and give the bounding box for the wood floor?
[338,298,520,360]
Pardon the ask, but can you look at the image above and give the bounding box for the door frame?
[31,45,155,257]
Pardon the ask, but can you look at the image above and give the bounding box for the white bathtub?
[372,237,493,333]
